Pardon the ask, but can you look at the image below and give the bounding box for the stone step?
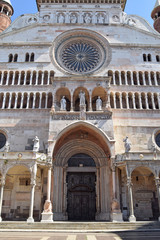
[0,221,160,231]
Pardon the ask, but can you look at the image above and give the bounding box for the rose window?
[61,42,100,73]
[52,31,111,75]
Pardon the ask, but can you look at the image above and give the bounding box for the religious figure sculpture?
[97,14,104,24]
[123,136,131,153]
[70,13,77,23]
[4,141,10,152]
[60,96,66,111]
[96,96,102,111]
[33,136,40,152]
[58,13,65,23]
[84,13,92,24]
[79,90,85,106]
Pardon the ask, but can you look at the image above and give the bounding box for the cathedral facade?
[0,0,160,223]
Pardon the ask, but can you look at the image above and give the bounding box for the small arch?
[139,72,143,85]
[8,54,13,63]
[141,92,146,109]
[121,71,125,85]
[135,93,140,109]
[11,93,16,109]
[133,72,137,85]
[55,88,71,111]
[128,92,133,109]
[115,92,120,109]
[47,92,53,108]
[156,55,160,62]
[145,72,149,85]
[25,53,30,62]
[122,92,127,109]
[14,54,18,62]
[92,87,107,111]
[127,71,131,85]
[30,53,35,62]
[143,54,147,62]
[110,92,114,108]
[148,54,152,62]
[73,87,89,111]
[108,70,113,84]
[154,93,159,109]
[147,93,153,109]
[115,71,119,85]
[150,72,155,86]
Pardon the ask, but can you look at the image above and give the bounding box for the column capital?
[155,177,160,186]
[127,177,133,187]
[0,177,5,187]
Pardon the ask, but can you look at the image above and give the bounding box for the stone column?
[127,177,136,222]
[110,164,123,222]
[0,175,5,222]
[154,72,158,86]
[30,72,33,85]
[126,93,129,109]
[26,93,30,109]
[0,72,4,85]
[145,93,149,109]
[11,72,15,85]
[8,93,12,109]
[125,72,128,85]
[39,93,42,109]
[27,164,37,223]
[18,72,21,85]
[136,72,140,85]
[113,72,116,85]
[70,92,73,112]
[131,72,134,85]
[133,93,136,109]
[41,164,53,223]
[148,72,152,86]
[119,72,122,85]
[2,93,6,109]
[41,72,44,85]
[89,93,92,111]
[155,177,160,221]
[32,93,36,109]
[142,72,146,86]
[47,72,50,85]
[27,182,36,223]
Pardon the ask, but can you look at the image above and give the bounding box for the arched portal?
[131,167,158,221]
[52,122,113,221]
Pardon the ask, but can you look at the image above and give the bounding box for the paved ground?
[0,232,160,240]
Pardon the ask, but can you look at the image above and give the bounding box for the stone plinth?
[41,212,53,223]
[110,212,123,222]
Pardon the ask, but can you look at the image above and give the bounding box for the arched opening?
[92,87,106,111]
[2,165,31,221]
[131,167,158,221]
[73,87,89,111]
[55,88,71,111]
[52,122,112,221]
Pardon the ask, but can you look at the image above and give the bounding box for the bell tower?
[151,0,160,33]
[0,0,13,33]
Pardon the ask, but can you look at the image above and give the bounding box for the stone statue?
[43,200,52,213]
[123,136,131,153]
[84,13,92,24]
[96,96,102,111]
[70,14,77,24]
[33,136,40,152]
[79,90,85,106]
[97,14,104,24]
[4,141,10,152]
[60,96,66,111]
[58,13,65,23]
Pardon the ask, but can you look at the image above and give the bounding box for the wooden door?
[67,172,96,221]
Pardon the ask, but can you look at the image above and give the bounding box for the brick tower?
[0,0,13,33]
[151,0,160,33]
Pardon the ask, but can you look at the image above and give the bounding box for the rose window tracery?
[61,42,100,73]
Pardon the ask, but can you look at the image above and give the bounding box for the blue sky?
[11,0,155,26]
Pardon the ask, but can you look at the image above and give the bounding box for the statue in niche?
[4,141,10,152]
[70,13,77,24]
[97,13,105,24]
[58,13,65,23]
[43,200,52,213]
[96,96,102,111]
[123,136,131,153]
[84,13,92,24]
[79,90,86,106]
[33,136,40,152]
[60,96,66,111]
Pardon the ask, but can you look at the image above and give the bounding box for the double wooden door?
[67,172,96,221]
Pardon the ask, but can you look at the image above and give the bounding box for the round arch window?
[155,133,160,148]
[0,133,6,149]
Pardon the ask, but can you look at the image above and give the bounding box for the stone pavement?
[0,232,160,240]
